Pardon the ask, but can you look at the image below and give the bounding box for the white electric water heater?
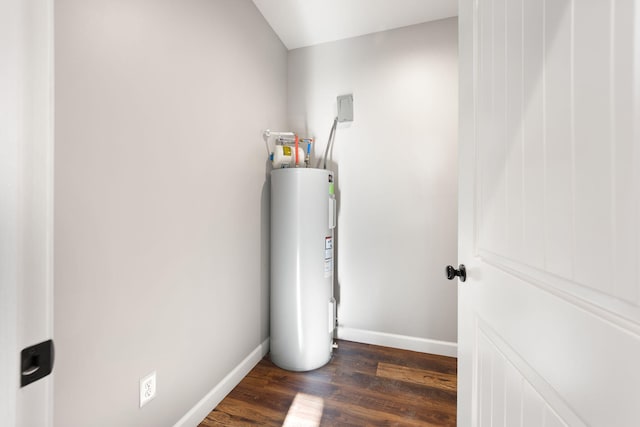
[270,168,336,371]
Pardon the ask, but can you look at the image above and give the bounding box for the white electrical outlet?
[139,371,156,408]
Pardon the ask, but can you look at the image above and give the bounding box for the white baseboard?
[337,327,457,358]
[173,338,269,427]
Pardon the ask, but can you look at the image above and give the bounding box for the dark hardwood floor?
[199,340,457,426]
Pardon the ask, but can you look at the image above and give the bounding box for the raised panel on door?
[458,0,640,425]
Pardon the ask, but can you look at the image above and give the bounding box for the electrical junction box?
[337,94,353,122]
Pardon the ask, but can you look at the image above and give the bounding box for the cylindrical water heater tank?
[270,168,336,371]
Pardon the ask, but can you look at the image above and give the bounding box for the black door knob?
[446,264,466,282]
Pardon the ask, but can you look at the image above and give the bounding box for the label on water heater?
[325,237,333,250]
[324,237,333,278]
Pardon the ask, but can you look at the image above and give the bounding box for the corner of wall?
[173,339,270,427]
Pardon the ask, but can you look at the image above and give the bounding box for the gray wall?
[287,19,459,349]
[54,1,286,426]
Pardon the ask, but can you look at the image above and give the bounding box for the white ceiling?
[251,0,458,50]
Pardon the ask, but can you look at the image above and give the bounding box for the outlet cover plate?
[139,371,156,408]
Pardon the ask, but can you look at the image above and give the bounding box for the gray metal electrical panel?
[337,94,353,122]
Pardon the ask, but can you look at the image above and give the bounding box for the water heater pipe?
[263,129,295,139]
[263,129,297,156]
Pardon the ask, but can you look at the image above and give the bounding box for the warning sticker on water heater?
[324,237,333,278]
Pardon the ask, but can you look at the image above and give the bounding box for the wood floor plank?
[376,362,457,392]
[203,397,285,426]
[327,369,457,405]
[199,340,457,426]
[319,398,446,427]
[336,341,457,374]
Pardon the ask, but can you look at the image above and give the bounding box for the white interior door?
[458,0,640,425]
[0,0,54,426]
